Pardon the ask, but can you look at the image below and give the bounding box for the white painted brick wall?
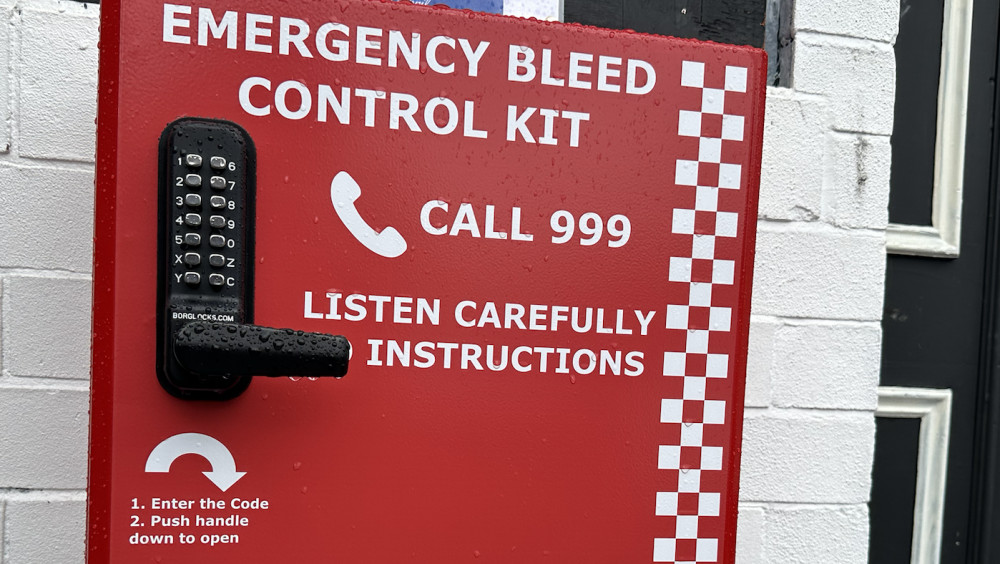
[752,227,885,320]
[824,132,892,229]
[766,504,871,563]
[0,3,11,153]
[794,33,896,136]
[757,89,827,222]
[741,410,876,504]
[734,504,765,564]
[0,387,89,489]
[3,496,86,564]
[794,0,898,43]
[0,1,96,563]
[2,276,92,380]
[769,322,881,410]
[736,0,896,558]
[743,318,776,408]
[0,0,895,562]
[0,167,94,272]
[18,4,98,161]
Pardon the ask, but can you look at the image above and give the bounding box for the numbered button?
[210,156,227,170]
[185,154,203,167]
[184,253,201,267]
[185,194,202,207]
[184,174,202,188]
[210,176,227,190]
[209,215,226,229]
[210,196,226,209]
[184,213,202,227]
[209,235,226,248]
[208,273,225,287]
[183,233,201,246]
[209,254,225,267]
[184,272,201,285]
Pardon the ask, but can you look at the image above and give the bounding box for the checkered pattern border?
[653,60,748,564]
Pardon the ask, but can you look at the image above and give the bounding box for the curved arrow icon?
[145,433,246,492]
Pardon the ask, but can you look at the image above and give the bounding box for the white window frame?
[876,386,953,564]
[887,0,974,258]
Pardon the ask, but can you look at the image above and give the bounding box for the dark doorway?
[564,0,767,48]
[877,0,1000,562]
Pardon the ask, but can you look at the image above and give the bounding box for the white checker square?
[670,257,693,282]
[719,163,742,189]
[676,160,699,186]
[676,515,699,539]
[715,211,738,237]
[706,354,729,378]
[725,65,748,92]
[701,446,723,470]
[686,329,709,354]
[678,469,701,492]
[683,376,706,400]
[656,491,679,515]
[709,307,731,332]
[678,110,702,137]
[697,538,719,562]
[712,260,735,285]
[661,398,685,423]
[663,352,687,376]
[681,60,705,88]
[653,538,677,562]
[702,88,725,114]
[692,235,715,259]
[658,445,681,469]
[695,186,719,211]
[666,304,690,329]
[673,209,696,234]
[699,137,722,163]
[681,422,704,446]
[699,492,721,517]
[690,283,712,307]
[721,114,745,141]
[703,400,726,424]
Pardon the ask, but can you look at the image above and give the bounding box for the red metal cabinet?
[89,1,766,562]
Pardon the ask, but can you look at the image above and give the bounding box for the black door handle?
[172,323,348,378]
[157,118,349,400]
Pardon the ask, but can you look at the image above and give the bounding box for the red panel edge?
[722,50,769,563]
[86,0,121,562]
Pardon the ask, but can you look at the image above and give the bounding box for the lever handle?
[173,322,349,378]
[157,118,351,399]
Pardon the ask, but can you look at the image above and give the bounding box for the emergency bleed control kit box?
[88,0,766,561]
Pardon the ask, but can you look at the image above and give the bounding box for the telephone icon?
[330,171,407,258]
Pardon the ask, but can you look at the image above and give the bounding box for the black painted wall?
[565,0,767,48]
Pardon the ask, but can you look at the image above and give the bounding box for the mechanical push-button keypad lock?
[157,118,349,400]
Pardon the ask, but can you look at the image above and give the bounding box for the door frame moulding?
[877,386,953,564]
[887,0,973,258]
